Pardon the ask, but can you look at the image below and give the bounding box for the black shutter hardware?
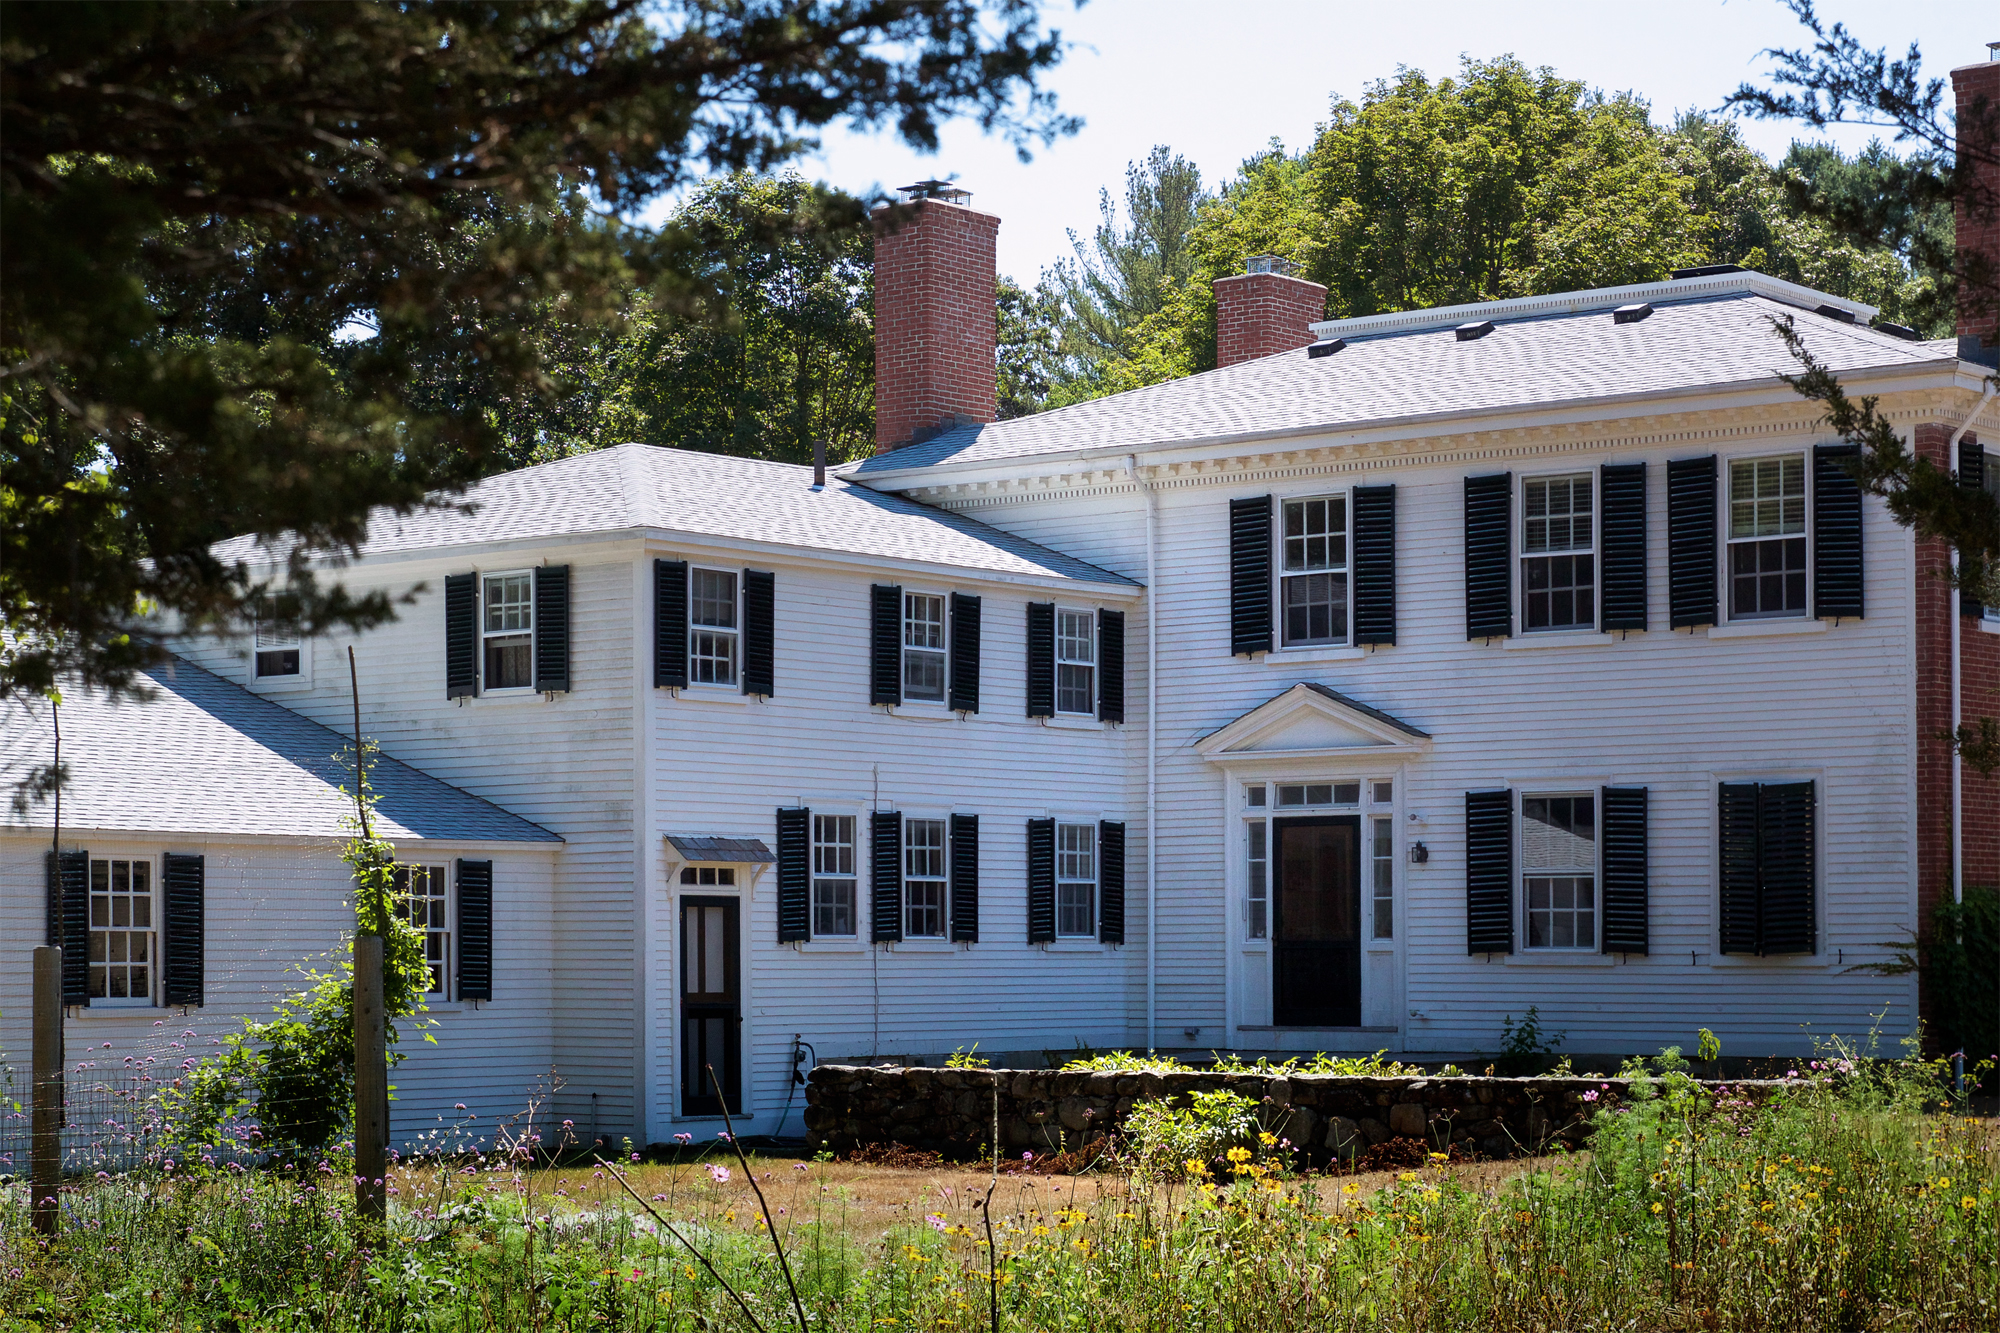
[1668,456,1718,629]
[1229,495,1274,656]
[532,565,571,692]
[162,853,206,1007]
[742,570,775,696]
[1098,820,1126,945]
[1717,783,1763,955]
[870,584,903,706]
[948,592,982,713]
[1599,463,1648,632]
[655,560,689,689]
[1812,444,1864,621]
[1025,603,1055,718]
[950,813,980,943]
[1463,474,1513,639]
[456,859,494,1001]
[445,572,478,699]
[1026,818,1056,944]
[1098,610,1126,723]
[46,850,89,1006]
[1599,788,1648,954]
[871,810,903,943]
[776,808,811,943]
[1959,440,1986,619]
[1351,484,1397,645]
[1464,789,1513,954]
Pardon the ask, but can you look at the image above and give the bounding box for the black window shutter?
[776,807,811,942]
[655,560,688,689]
[1025,603,1055,718]
[1599,463,1648,632]
[445,572,478,699]
[1464,474,1513,639]
[742,570,775,696]
[456,859,494,1001]
[1352,484,1397,646]
[162,853,206,1007]
[949,592,981,713]
[1026,817,1056,944]
[1959,440,1986,619]
[1229,495,1274,656]
[1812,444,1864,621]
[1098,820,1126,945]
[870,584,903,706]
[1668,456,1718,629]
[871,810,903,943]
[950,813,980,942]
[1717,782,1763,955]
[533,565,571,692]
[1097,610,1126,723]
[46,850,89,1006]
[1599,788,1648,954]
[1465,789,1513,954]
[1758,781,1817,955]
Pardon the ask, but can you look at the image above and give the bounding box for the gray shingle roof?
[852,286,1955,477]
[666,835,775,863]
[214,444,1136,588]
[1,656,559,844]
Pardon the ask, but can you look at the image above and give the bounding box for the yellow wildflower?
[1226,1147,1252,1163]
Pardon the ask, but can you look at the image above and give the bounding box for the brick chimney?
[1954,44,2000,365]
[872,181,1000,453]
[1213,255,1328,369]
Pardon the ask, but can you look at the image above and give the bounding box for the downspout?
[1948,382,1996,906]
[1129,453,1160,1052]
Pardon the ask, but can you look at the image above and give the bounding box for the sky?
[641,0,1998,284]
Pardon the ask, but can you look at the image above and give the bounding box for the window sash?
[88,858,154,1003]
[1371,816,1394,940]
[253,598,302,677]
[394,864,451,997]
[1246,820,1267,940]
[1522,474,1595,631]
[1282,497,1346,573]
[812,814,857,937]
[1521,794,1598,950]
[904,819,947,942]
[1056,822,1096,937]
[482,572,535,689]
[902,593,947,701]
[1728,456,1805,539]
[1054,609,1095,714]
[1729,537,1807,619]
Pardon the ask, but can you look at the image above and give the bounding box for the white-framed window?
[1244,783,1267,808]
[1055,608,1095,715]
[394,864,451,997]
[679,866,738,886]
[1522,793,1597,950]
[689,568,739,686]
[1727,454,1808,620]
[1521,473,1595,631]
[89,857,155,1004]
[1275,782,1360,808]
[904,817,947,937]
[1370,816,1395,940]
[811,814,857,937]
[482,571,535,690]
[252,597,302,678]
[1279,495,1349,647]
[1245,819,1268,940]
[1055,822,1096,937]
[1371,780,1394,806]
[902,593,947,703]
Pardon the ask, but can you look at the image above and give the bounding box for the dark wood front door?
[680,896,742,1116]
[1272,816,1362,1027]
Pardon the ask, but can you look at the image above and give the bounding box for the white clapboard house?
[9,73,2000,1146]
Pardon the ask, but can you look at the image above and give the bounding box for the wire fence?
[0,1065,258,1174]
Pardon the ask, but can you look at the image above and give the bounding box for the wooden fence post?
[31,945,62,1236]
[353,933,387,1223]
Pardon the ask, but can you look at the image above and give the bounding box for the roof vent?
[1306,337,1346,359]
[894,179,972,206]
[1671,263,1746,280]
[1874,320,1920,341]
[1813,303,1858,324]
[1612,303,1654,325]
[1245,254,1297,277]
[1455,320,1495,341]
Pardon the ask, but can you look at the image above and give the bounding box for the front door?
[1272,816,1362,1027]
[680,896,741,1116]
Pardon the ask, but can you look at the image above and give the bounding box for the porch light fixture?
[1408,840,1429,864]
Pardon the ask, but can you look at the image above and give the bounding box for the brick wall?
[1952,58,2000,352]
[872,200,1000,453]
[1213,271,1328,368]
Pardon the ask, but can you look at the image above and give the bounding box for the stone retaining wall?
[804,1065,1785,1163]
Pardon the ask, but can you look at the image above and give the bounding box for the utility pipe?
[1948,382,1996,907]
[1129,453,1160,1053]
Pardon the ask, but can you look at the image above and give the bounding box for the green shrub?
[1122,1087,1260,1178]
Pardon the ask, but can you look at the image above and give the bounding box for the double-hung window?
[1281,496,1348,646]
[253,597,302,678]
[690,569,739,685]
[1055,823,1096,937]
[812,814,857,937]
[904,818,947,937]
[1522,474,1595,631]
[1728,455,1807,619]
[903,594,947,703]
[89,857,155,1003]
[483,572,534,689]
[1522,794,1597,950]
[1055,609,1095,715]
[394,865,451,996]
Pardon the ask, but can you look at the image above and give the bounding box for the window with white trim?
[1055,609,1095,715]
[904,818,947,937]
[1522,794,1597,950]
[1280,496,1348,646]
[1371,816,1395,940]
[902,593,947,703]
[1055,822,1096,937]
[1522,473,1595,631]
[689,568,739,685]
[1245,819,1268,940]
[1728,455,1807,619]
[679,866,737,886]
[482,572,534,689]
[89,857,155,1003]
[1982,456,1999,622]
[394,864,451,996]
[811,814,857,937]
[253,597,302,678]
[1276,782,1360,808]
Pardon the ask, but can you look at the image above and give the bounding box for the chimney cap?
[1244,254,1297,277]
[896,179,973,206]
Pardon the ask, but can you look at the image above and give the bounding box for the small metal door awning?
[665,834,776,863]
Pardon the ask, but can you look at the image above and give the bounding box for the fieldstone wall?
[804,1065,1787,1164]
